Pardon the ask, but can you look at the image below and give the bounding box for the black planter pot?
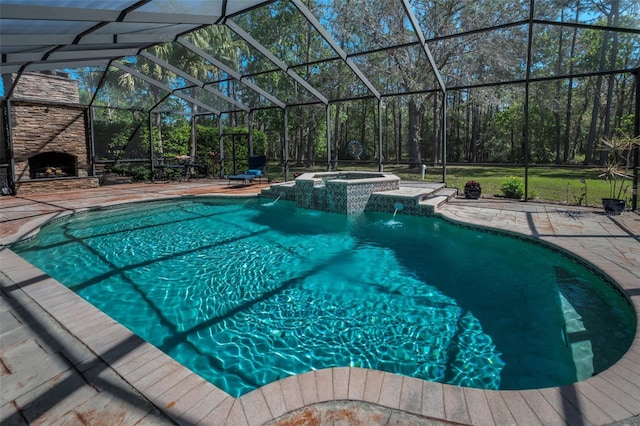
[602,198,626,215]
[464,188,481,199]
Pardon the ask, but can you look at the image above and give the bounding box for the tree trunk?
[383,103,389,162]
[190,114,197,160]
[332,104,341,168]
[470,103,479,163]
[510,127,516,162]
[433,94,439,165]
[392,102,402,163]
[296,125,304,166]
[304,24,314,168]
[584,12,612,164]
[408,98,421,168]
[465,94,471,161]
[360,101,367,160]
[603,0,620,155]
[306,112,314,167]
[563,5,579,163]
[554,12,565,164]
[453,91,461,162]
[613,75,628,132]
[155,113,164,158]
[573,85,592,160]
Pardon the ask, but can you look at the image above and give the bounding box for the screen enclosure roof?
[1,0,638,115]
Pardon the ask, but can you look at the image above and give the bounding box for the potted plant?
[464,180,482,199]
[598,133,640,215]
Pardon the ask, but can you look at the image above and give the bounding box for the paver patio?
[1,179,639,425]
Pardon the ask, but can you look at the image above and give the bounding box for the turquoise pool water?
[13,197,635,397]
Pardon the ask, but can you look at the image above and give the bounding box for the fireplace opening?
[29,152,77,179]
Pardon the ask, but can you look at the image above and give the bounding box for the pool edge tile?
[227,398,250,426]
[399,375,423,415]
[377,372,403,410]
[297,370,319,406]
[176,383,229,424]
[197,396,235,425]
[443,383,471,424]
[347,368,367,401]
[152,373,209,414]
[484,388,516,425]
[240,388,272,426]
[314,368,333,402]
[421,379,444,419]
[332,367,350,400]
[278,374,305,412]
[573,379,633,422]
[498,390,539,425]
[362,369,384,404]
[260,381,288,419]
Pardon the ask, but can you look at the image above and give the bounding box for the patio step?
[418,187,458,212]
[370,182,457,214]
[377,184,457,212]
[373,182,445,202]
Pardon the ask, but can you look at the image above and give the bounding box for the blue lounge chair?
[228,155,267,186]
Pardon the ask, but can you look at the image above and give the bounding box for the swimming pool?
[13,197,635,398]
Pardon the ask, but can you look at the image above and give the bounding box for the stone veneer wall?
[15,177,100,195]
[11,101,89,182]
[7,72,92,194]
[11,72,80,104]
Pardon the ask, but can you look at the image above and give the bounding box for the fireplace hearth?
[29,152,77,179]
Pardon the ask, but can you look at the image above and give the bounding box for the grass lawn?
[273,163,631,208]
[422,165,612,207]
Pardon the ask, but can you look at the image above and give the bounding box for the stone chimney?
[10,71,80,104]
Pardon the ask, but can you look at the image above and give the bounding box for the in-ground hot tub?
[294,171,400,214]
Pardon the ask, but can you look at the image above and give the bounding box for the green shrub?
[501,176,525,199]
[130,165,151,181]
[111,164,128,176]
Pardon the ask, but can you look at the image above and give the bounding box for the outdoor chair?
[227,155,267,187]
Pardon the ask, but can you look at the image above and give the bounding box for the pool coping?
[1,182,639,425]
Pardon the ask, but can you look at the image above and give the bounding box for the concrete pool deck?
[1,179,639,425]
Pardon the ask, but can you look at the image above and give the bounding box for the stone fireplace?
[28,152,77,179]
[6,71,99,195]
